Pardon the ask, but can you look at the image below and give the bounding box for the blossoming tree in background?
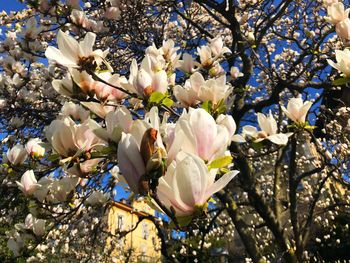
[1,0,350,262]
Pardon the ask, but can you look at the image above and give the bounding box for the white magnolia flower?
[174,72,232,106]
[16,170,39,195]
[255,112,292,145]
[336,17,350,40]
[173,72,202,107]
[197,74,232,105]
[70,69,127,100]
[178,53,196,73]
[327,2,349,25]
[80,101,115,119]
[52,74,74,97]
[6,144,28,165]
[24,214,46,236]
[197,36,231,67]
[232,112,292,145]
[157,152,238,217]
[45,30,110,70]
[45,117,106,158]
[216,114,237,140]
[7,232,23,257]
[122,55,168,97]
[117,132,146,194]
[25,138,45,158]
[281,97,313,124]
[167,108,230,163]
[20,17,41,39]
[90,106,133,143]
[47,176,80,202]
[209,36,231,57]
[60,101,90,122]
[327,49,350,77]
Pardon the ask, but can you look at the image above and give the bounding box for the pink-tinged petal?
[189,109,217,161]
[22,170,36,192]
[136,69,152,95]
[204,170,239,202]
[179,53,195,73]
[167,129,188,164]
[216,114,237,138]
[45,119,76,157]
[117,133,145,193]
[81,101,115,118]
[7,145,28,165]
[198,46,212,65]
[79,158,103,174]
[152,70,168,93]
[173,154,204,208]
[190,72,205,93]
[17,170,39,195]
[130,120,150,148]
[209,126,230,161]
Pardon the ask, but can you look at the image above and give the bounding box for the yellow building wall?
[107,200,162,263]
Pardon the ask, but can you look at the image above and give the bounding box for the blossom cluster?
[1,0,348,261]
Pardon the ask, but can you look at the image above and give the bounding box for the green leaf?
[214,99,227,116]
[304,125,316,130]
[99,146,116,154]
[252,141,264,151]
[202,100,212,113]
[162,97,174,107]
[332,77,350,86]
[175,215,193,227]
[149,91,165,104]
[208,156,233,170]
[47,154,60,162]
[208,197,216,204]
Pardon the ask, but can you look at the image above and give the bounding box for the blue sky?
[0,1,26,13]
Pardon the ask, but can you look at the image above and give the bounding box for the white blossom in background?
[5,144,28,165]
[16,170,39,195]
[25,138,45,158]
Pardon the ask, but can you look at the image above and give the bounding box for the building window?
[117,215,124,230]
[142,223,149,239]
